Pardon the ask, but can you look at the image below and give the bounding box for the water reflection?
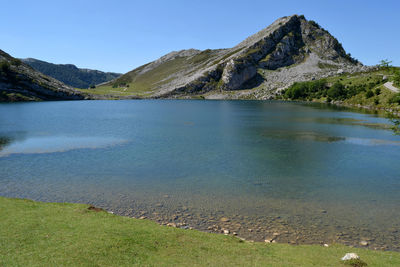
[293,117,393,131]
[0,136,12,151]
[0,136,128,157]
[262,130,346,143]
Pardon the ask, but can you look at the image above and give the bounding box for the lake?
[0,100,399,250]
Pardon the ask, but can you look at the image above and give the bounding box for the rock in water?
[341,253,360,261]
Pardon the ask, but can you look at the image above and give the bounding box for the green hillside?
[280,67,400,115]
[22,58,121,89]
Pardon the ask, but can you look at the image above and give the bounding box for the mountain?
[95,15,367,99]
[21,58,121,89]
[0,50,85,101]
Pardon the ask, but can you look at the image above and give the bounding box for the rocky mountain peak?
[97,15,364,99]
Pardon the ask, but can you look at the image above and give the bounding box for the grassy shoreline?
[1,197,399,266]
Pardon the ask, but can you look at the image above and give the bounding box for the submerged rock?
[220,217,230,222]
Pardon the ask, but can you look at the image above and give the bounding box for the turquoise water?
[0,100,399,250]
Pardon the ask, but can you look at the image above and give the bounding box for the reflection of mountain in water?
[0,132,28,152]
[0,137,12,151]
[0,136,128,157]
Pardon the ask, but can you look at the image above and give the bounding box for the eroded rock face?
[221,59,258,90]
[217,15,359,91]
[220,16,303,90]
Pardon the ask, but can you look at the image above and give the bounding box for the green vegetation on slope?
[1,197,400,266]
[281,68,400,113]
[1,50,85,101]
[394,69,400,88]
[84,50,222,97]
[22,58,121,89]
[82,56,190,97]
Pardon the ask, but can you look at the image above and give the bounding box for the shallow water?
[0,100,399,250]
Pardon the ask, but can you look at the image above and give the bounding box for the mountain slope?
[0,50,85,101]
[94,15,366,99]
[22,58,121,89]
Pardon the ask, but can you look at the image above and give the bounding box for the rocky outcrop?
[216,15,359,91]
[98,14,364,99]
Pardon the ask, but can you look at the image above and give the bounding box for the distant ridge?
[21,58,121,89]
[0,50,85,101]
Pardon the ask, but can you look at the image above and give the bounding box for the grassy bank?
[1,197,399,266]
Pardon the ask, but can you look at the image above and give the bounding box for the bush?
[0,60,11,72]
[327,82,346,100]
[10,58,22,66]
[365,90,374,98]
[309,20,321,28]
[394,69,400,87]
[375,88,381,95]
[284,79,327,100]
[389,93,400,105]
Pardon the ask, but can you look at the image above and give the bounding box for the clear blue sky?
[2,0,399,73]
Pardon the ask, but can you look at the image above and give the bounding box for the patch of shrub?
[327,82,346,100]
[10,58,22,66]
[365,90,374,98]
[284,79,327,100]
[394,69,400,87]
[0,60,11,72]
[388,93,400,105]
[309,20,321,28]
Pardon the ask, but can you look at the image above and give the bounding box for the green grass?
[78,56,191,97]
[1,197,400,266]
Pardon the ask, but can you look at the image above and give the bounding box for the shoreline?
[3,196,400,266]
[103,201,400,252]
[5,194,398,252]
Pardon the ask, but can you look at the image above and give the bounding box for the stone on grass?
[341,253,360,261]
